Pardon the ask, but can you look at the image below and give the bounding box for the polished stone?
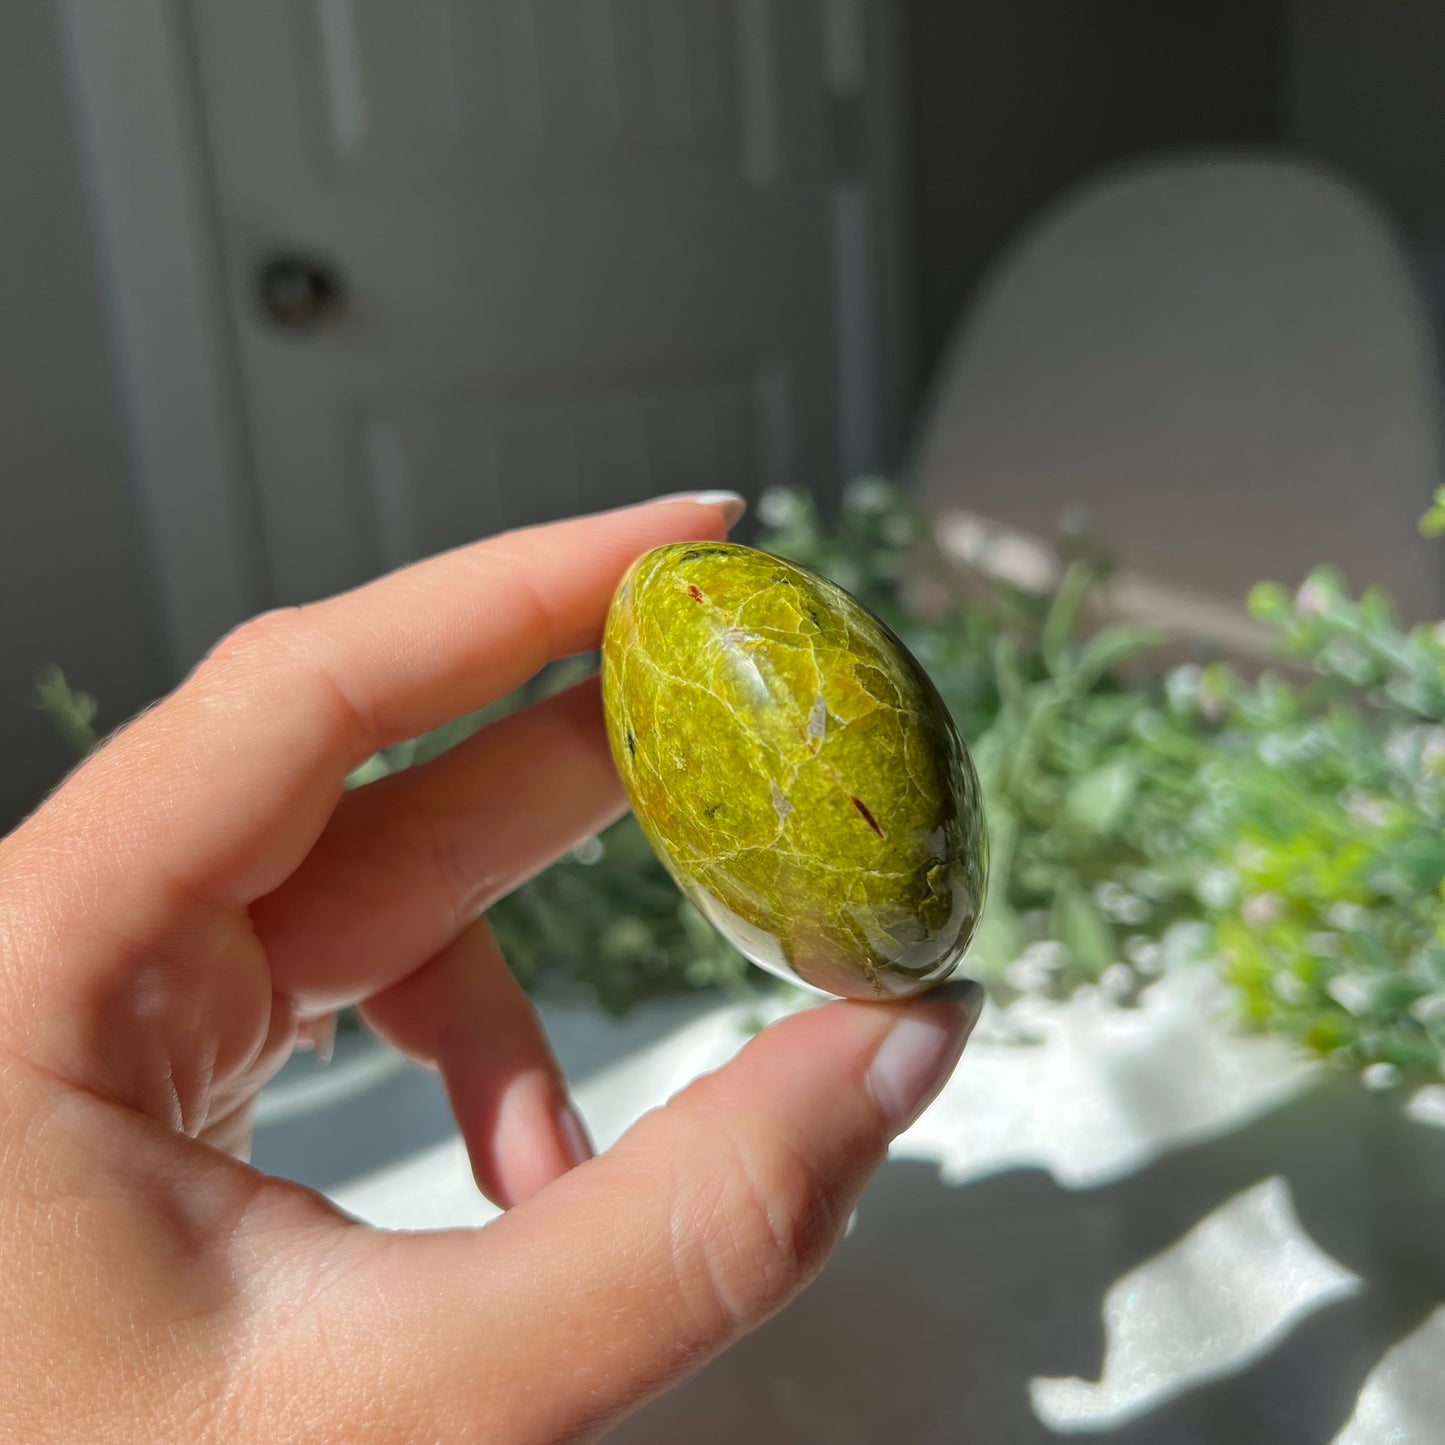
[601,542,987,999]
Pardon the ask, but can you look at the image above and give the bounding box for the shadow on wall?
[617,1079,1445,1444]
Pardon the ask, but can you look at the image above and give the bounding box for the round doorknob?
[254,251,346,331]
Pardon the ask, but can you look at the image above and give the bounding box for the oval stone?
[601,541,987,999]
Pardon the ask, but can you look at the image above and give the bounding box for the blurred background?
[5,4,1445,1442]
[7,0,1445,826]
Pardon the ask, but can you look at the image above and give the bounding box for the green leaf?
[1421,487,1445,537]
[1042,561,1094,676]
[991,636,1028,715]
[1050,879,1115,978]
[1065,759,1139,834]
[1073,625,1162,691]
[33,665,99,757]
[1247,582,1290,624]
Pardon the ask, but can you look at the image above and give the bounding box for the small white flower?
[1295,578,1331,617]
[843,476,893,514]
[1362,1062,1402,1092]
[1198,868,1239,910]
[1325,901,1369,932]
[1100,963,1138,1001]
[1259,736,1290,768]
[1343,790,1390,829]
[1161,920,1211,968]
[1123,936,1161,974]
[1165,665,1203,712]
[1094,882,1150,925]
[1128,870,1168,900]
[1004,958,1052,994]
[756,488,796,528]
[1241,892,1284,927]
[1326,974,1375,1016]
[1410,992,1445,1024]
[1020,940,1070,972]
[1273,972,1309,1006]
[1004,940,1069,994]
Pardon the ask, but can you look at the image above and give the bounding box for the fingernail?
[867,979,985,1136]
[557,1099,594,1167]
[648,490,748,528]
[297,1013,338,1066]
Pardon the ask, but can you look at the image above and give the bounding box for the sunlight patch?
[1029,1176,1361,1432]
[1331,1305,1445,1444]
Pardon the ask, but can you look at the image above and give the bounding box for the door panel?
[190,0,850,604]
[310,0,775,177]
[362,364,792,568]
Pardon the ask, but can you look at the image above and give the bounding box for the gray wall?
[902,0,1286,401]
[1286,1,1445,314]
[0,2,166,831]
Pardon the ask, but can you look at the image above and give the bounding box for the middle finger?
[250,676,621,1012]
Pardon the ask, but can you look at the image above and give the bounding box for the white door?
[186,0,900,607]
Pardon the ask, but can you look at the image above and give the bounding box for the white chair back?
[912,154,1444,618]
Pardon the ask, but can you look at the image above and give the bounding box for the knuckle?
[419,809,487,932]
[665,1102,841,1337]
[195,607,373,759]
[203,607,307,674]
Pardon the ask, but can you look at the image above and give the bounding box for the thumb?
[274,982,983,1444]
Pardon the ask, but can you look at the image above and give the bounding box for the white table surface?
[321,971,1445,1444]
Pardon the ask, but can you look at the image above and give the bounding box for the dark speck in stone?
[687,585,705,604]
[626,730,636,756]
[851,796,885,838]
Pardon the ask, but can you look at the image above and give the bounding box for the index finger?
[7,493,741,922]
[214,491,746,764]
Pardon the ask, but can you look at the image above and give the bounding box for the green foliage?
[1172,568,1445,1082]
[1419,486,1445,538]
[33,665,100,756]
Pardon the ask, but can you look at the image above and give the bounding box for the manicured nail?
[557,1099,594,1167]
[649,490,748,528]
[867,979,984,1136]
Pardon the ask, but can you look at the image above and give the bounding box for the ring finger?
[361,915,592,1208]
[249,676,622,1014]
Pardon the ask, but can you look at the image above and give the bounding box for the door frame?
[59,0,270,676]
[58,0,914,676]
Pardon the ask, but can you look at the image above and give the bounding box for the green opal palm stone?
[601,542,987,999]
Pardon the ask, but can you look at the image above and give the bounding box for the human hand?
[0,495,981,1443]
